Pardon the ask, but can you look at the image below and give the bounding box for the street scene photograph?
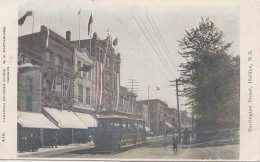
[17,0,240,160]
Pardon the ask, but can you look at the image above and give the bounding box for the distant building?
[136,101,149,126]
[139,99,168,135]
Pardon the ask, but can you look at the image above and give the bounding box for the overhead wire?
[132,14,176,78]
[111,12,171,79]
[145,12,179,76]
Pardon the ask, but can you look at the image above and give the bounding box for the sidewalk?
[18,142,94,157]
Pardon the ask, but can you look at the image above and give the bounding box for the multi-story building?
[73,33,121,111]
[18,25,74,109]
[73,46,96,113]
[18,26,91,146]
[17,64,59,148]
[136,101,149,126]
[140,99,168,135]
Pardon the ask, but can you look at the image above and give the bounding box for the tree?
[178,18,240,131]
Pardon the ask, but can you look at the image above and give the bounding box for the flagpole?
[32,10,34,34]
[79,12,81,48]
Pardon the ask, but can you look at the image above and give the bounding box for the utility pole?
[170,78,183,143]
[148,85,150,129]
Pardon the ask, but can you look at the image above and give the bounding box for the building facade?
[74,33,121,111]
[18,25,74,110]
[73,46,97,113]
[18,64,41,113]
[140,99,168,135]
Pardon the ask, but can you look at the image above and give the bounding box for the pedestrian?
[171,134,178,155]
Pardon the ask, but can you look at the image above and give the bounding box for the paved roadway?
[20,136,239,160]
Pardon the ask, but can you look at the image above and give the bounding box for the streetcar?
[94,115,146,152]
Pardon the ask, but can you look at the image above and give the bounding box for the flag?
[78,8,81,15]
[18,11,32,26]
[88,13,93,35]
[156,86,160,91]
[78,64,93,72]
[65,79,70,96]
[113,37,118,46]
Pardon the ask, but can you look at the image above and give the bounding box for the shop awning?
[74,112,97,127]
[17,111,59,129]
[44,107,87,129]
[165,122,174,129]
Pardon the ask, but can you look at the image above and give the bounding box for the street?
[19,136,239,160]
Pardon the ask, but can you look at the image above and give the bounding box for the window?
[55,54,62,73]
[83,64,87,78]
[64,59,70,75]
[78,84,83,103]
[106,56,110,68]
[88,69,91,80]
[105,94,110,110]
[77,61,81,77]
[26,76,33,92]
[114,76,117,90]
[45,80,52,102]
[55,83,61,101]
[86,87,90,104]
[45,50,52,68]
[26,96,32,112]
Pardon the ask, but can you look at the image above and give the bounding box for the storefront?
[43,107,88,145]
[17,111,59,152]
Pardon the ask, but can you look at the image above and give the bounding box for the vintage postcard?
[0,0,259,161]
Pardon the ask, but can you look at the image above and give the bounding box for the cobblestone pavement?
[19,136,239,160]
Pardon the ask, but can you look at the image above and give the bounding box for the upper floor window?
[55,54,62,73]
[78,84,83,103]
[86,87,90,104]
[26,96,32,112]
[106,56,110,68]
[88,69,92,81]
[77,61,82,77]
[55,83,61,102]
[45,49,53,68]
[26,76,33,92]
[45,80,52,102]
[64,59,70,75]
[83,64,87,78]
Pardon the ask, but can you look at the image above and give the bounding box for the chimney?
[66,31,71,41]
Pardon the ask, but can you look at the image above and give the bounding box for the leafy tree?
[178,18,240,131]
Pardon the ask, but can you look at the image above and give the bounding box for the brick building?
[18,25,74,109]
[18,26,90,146]
[140,99,168,135]
[73,33,121,111]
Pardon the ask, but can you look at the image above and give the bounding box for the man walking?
[172,134,178,155]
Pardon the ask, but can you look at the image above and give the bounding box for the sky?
[18,0,240,112]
